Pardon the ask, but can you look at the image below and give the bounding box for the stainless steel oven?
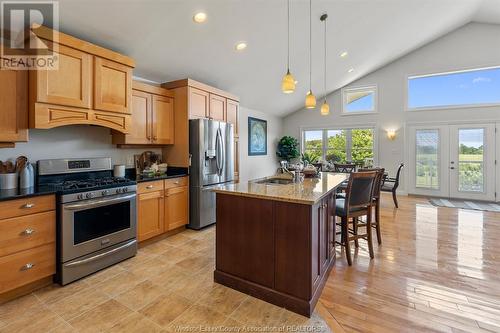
[59,186,137,285]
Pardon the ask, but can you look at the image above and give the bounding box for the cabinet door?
[34,43,92,109]
[209,94,226,121]
[137,191,164,241]
[0,69,28,142]
[152,95,174,144]
[94,57,132,114]
[226,99,239,136]
[188,87,209,119]
[165,186,188,231]
[124,90,152,144]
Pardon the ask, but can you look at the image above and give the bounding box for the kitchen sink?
[255,178,294,185]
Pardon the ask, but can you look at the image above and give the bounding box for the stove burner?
[47,177,132,191]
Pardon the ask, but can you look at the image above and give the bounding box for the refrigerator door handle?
[219,128,225,175]
[215,128,222,175]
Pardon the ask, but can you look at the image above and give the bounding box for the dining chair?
[381,163,404,208]
[335,171,377,266]
[333,163,357,173]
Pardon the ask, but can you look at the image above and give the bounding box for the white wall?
[0,126,161,168]
[238,107,283,182]
[283,22,500,192]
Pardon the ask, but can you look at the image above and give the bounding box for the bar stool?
[335,171,377,266]
[359,167,385,245]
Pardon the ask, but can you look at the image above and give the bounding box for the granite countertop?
[135,167,189,183]
[0,187,57,202]
[213,172,348,205]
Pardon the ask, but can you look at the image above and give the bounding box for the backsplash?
[0,126,161,167]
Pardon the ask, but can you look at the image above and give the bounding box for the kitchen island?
[213,172,348,317]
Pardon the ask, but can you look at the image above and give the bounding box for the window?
[408,66,500,110]
[302,128,375,165]
[415,129,439,190]
[342,86,377,114]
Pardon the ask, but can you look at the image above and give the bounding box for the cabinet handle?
[23,228,35,236]
[21,263,35,271]
[153,136,157,141]
[174,181,179,184]
[146,185,154,189]
[23,203,35,209]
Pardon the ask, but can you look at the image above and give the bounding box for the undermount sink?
[255,178,294,185]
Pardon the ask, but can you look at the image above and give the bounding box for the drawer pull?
[23,228,35,236]
[23,203,35,209]
[174,181,179,184]
[146,185,154,189]
[21,263,35,271]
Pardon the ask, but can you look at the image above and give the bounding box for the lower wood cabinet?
[0,195,56,296]
[137,190,165,242]
[137,177,188,242]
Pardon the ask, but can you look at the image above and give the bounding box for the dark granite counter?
[0,186,57,202]
[131,166,189,183]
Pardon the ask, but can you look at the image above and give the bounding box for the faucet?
[276,161,295,179]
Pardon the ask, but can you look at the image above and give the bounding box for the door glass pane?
[304,130,323,162]
[458,128,484,192]
[416,130,439,189]
[326,130,347,163]
[351,129,374,165]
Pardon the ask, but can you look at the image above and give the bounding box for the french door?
[408,123,496,201]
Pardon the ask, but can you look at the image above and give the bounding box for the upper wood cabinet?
[161,78,240,168]
[209,94,226,121]
[94,57,132,114]
[29,26,135,133]
[112,81,174,146]
[152,95,174,145]
[226,99,239,137]
[34,43,92,109]
[0,69,28,143]
[189,87,209,119]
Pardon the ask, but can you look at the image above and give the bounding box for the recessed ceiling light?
[348,68,354,73]
[235,42,247,51]
[340,51,348,58]
[193,12,207,23]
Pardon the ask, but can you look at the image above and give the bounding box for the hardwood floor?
[319,193,500,333]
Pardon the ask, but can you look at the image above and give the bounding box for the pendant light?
[281,0,295,93]
[305,0,316,109]
[320,13,330,116]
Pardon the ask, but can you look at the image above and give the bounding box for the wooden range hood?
[28,26,135,133]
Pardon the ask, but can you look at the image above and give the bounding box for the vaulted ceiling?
[57,0,499,116]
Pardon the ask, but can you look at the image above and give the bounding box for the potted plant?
[276,136,299,162]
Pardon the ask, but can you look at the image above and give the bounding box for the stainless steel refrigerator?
[189,119,234,229]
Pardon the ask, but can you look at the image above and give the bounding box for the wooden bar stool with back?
[335,171,378,266]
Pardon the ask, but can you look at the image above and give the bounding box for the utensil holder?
[0,173,18,190]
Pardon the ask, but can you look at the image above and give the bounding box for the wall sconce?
[387,130,396,140]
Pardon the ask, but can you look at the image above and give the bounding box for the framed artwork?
[248,117,267,156]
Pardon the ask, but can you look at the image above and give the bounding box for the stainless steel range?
[37,157,137,285]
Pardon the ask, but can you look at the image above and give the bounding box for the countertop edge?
[213,189,316,205]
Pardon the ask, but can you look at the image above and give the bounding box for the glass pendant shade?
[320,100,330,115]
[305,90,316,109]
[281,69,296,94]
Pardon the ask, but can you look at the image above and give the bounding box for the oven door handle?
[63,193,136,211]
[63,240,137,268]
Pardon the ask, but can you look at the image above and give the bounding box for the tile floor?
[0,226,331,333]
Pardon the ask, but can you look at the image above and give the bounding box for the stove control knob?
[101,190,109,196]
[86,193,94,199]
[116,188,122,194]
[122,187,128,193]
[77,194,84,200]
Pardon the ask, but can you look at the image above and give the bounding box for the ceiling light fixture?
[340,51,348,58]
[235,42,247,51]
[193,12,207,23]
[320,13,329,116]
[281,0,296,94]
[348,68,354,73]
[305,0,316,109]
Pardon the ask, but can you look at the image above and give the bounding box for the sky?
[409,67,500,108]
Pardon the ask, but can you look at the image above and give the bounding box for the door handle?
[450,167,455,170]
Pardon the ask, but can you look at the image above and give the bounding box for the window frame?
[301,125,378,165]
[341,85,378,115]
[406,65,500,112]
